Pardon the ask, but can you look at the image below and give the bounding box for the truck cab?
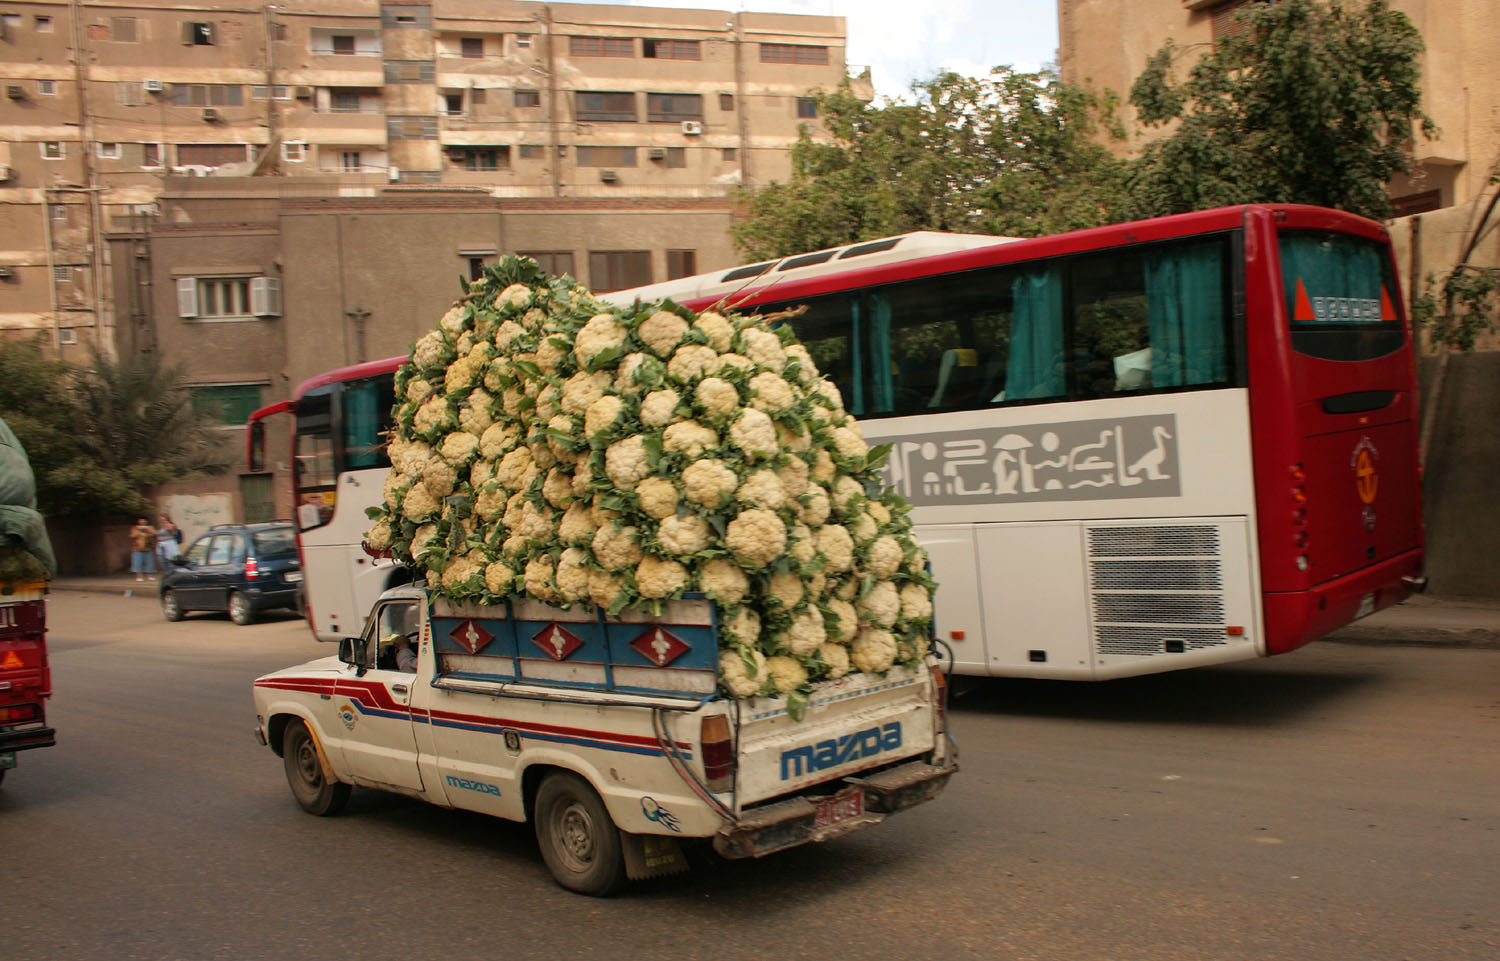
[253,587,956,894]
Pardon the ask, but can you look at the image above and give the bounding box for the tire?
[281,719,350,817]
[229,591,255,625]
[534,771,626,896]
[161,589,184,622]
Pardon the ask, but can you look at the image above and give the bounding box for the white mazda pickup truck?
[252,586,957,895]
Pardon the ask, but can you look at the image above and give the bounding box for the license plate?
[1354,592,1375,619]
[813,788,864,830]
[284,571,303,583]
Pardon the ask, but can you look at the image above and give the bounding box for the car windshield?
[253,528,297,556]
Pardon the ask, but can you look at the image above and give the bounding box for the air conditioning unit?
[647,147,666,161]
[142,78,164,93]
[0,165,12,182]
[599,169,618,183]
[6,85,25,100]
[0,266,15,280]
[201,107,220,122]
[295,86,313,100]
[680,120,703,135]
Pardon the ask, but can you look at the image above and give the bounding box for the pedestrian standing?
[129,517,157,582]
[156,515,181,570]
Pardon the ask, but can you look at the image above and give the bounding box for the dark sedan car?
[160,523,303,625]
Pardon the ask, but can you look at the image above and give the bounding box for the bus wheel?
[534,771,626,896]
[282,719,350,816]
[229,591,255,625]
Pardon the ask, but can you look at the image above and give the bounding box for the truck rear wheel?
[282,719,350,816]
[534,771,626,896]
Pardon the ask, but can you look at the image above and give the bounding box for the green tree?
[0,339,228,519]
[1125,0,1432,220]
[731,69,1127,260]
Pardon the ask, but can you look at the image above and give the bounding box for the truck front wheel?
[534,771,626,896]
[282,719,350,816]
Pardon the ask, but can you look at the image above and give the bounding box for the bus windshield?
[1280,231,1404,361]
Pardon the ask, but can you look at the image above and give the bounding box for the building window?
[1391,190,1443,217]
[576,91,636,123]
[796,97,819,119]
[96,142,121,159]
[1211,0,1272,40]
[330,90,363,113]
[53,264,72,282]
[570,36,633,58]
[331,34,356,55]
[111,17,138,42]
[252,85,291,100]
[720,93,734,111]
[1,15,20,32]
[647,93,703,123]
[191,385,265,426]
[116,82,146,106]
[184,21,215,45]
[143,143,163,167]
[35,16,54,33]
[281,141,307,162]
[453,147,509,171]
[177,276,279,320]
[385,60,435,83]
[460,36,484,58]
[515,89,540,108]
[519,251,575,278]
[170,84,244,107]
[589,251,651,292]
[340,151,362,172]
[466,256,492,281]
[37,80,56,96]
[519,145,543,159]
[721,147,737,161]
[50,204,68,222]
[575,146,637,167]
[667,250,697,280]
[444,92,465,116]
[643,39,700,60]
[176,143,249,166]
[40,142,64,160]
[471,87,487,105]
[387,116,438,140]
[514,34,532,49]
[661,147,686,168]
[760,43,829,65]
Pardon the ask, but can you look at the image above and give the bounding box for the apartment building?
[1,0,863,357]
[1,1,864,549]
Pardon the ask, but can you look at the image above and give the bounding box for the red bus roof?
[291,354,407,401]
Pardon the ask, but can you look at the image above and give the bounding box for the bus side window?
[1070,252,1149,399]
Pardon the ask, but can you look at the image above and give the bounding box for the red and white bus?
[252,204,1426,678]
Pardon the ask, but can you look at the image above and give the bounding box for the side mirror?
[171,555,188,567]
[337,635,366,671]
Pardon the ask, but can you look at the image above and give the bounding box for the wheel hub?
[558,803,596,866]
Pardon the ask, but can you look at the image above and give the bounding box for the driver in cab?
[372,602,420,673]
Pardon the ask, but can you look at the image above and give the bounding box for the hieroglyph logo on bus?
[1352,437,1379,505]
[874,414,1180,507]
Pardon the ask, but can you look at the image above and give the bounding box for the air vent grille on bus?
[1087,525,1228,657]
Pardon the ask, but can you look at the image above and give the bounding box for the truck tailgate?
[734,664,937,809]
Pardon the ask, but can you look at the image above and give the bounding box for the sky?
[614,0,1061,100]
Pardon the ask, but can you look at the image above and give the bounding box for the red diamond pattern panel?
[450,619,494,655]
[629,626,690,667]
[533,623,583,661]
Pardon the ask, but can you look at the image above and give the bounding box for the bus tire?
[282,719,350,817]
[229,591,255,625]
[534,771,626,896]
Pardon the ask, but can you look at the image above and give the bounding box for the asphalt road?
[4,590,1497,961]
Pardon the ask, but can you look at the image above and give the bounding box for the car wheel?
[229,591,254,625]
[281,719,350,816]
[534,771,626,896]
[161,589,185,622]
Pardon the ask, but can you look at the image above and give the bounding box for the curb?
[1323,625,1500,650]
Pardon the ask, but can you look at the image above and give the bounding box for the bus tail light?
[701,714,734,793]
[244,557,260,580]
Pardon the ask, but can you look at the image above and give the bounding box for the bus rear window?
[1279,231,1404,361]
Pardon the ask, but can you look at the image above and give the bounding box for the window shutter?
[250,276,282,317]
[176,277,198,317]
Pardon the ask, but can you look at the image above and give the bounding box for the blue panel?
[431,614,519,679]
[604,621,719,671]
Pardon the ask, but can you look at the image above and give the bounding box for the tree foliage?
[1125,0,1432,220]
[0,339,229,519]
[730,68,1128,260]
[1412,158,1500,350]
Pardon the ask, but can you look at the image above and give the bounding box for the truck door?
[333,599,424,793]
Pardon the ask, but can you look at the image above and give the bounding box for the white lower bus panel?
[921,516,1262,680]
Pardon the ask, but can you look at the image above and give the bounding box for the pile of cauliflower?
[365,257,936,707]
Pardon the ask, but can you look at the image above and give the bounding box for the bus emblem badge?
[1352,438,1379,505]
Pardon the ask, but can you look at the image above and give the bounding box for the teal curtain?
[343,382,383,469]
[1145,243,1226,387]
[1005,268,1065,400]
[1278,233,1383,323]
[867,292,894,414]
[847,297,865,416]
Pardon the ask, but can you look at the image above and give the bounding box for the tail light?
[1290,462,1309,567]
[0,702,40,723]
[700,714,734,793]
[929,662,948,730]
[245,557,260,580]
